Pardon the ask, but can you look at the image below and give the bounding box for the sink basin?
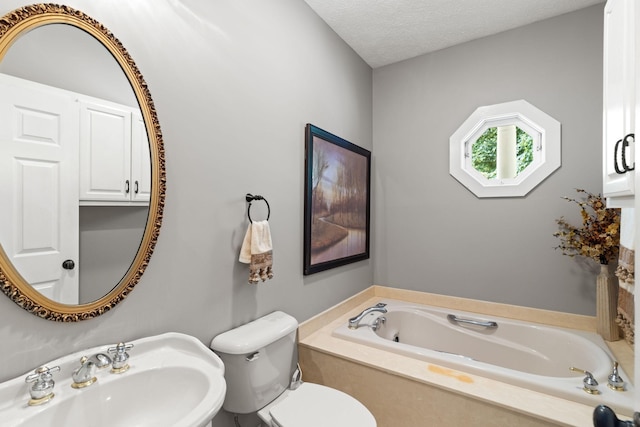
[0,332,226,427]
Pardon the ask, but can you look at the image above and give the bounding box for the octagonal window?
[449,100,561,198]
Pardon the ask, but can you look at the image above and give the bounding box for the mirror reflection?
[471,126,534,180]
[0,23,149,305]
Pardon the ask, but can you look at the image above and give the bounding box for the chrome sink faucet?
[348,303,387,329]
[71,356,97,389]
[71,352,112,389]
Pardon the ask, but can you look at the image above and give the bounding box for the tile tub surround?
[298,286,635,427]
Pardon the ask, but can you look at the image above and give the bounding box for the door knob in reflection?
[62,260,75,270]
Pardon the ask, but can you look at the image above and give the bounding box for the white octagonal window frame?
[449,100,561,198]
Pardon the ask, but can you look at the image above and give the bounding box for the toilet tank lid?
[211,311,298,354]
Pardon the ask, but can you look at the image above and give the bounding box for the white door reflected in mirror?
[450,100,561,198]
[0,75,80,303]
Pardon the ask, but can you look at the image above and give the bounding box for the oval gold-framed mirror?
[0,4,165,321]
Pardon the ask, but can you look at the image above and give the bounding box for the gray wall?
[79,207,147,304]
[0,1,609,425]
[1,23,138,107]
[0,3,373,426]
[373,4,604,315]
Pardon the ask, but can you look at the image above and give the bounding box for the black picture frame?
[304,124,371,275]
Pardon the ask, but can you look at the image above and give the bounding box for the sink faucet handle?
[569,367,599,394]
[25,365,60,383]
[25,365,60,406]
[108,342,134,353]
[108,342,134,373]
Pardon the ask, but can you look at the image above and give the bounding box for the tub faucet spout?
[348,303,387,329]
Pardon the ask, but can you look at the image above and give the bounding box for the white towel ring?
[246,193,270,223]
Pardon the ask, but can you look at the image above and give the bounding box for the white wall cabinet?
[603,0,636,207]
[603,0,639,412]
[79,98,150,205]
[131,112,152,202]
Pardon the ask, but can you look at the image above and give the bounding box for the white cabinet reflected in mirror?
[450,100,561,198]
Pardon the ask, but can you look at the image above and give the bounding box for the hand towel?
[616,208,635,287]
[239,220,274,284]
[615,208,634,344]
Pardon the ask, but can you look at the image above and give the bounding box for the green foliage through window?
[471,127,534,179]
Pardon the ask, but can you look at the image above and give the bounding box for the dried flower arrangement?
[553,189,621,265]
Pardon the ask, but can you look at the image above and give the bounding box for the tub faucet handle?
[607,361,626,391]
[372,316,386,331]
[569,367,599,394]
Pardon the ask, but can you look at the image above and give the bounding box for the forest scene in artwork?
[310,136,368,265]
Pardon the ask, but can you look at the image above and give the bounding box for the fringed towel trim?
[615,312,634,345]
[615,245,634,286]
[615,246,634,344]
[249,251,274,284]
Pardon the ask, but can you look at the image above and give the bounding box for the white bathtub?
[333,299,635,416]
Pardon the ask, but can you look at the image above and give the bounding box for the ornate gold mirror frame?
[0,4,166,321]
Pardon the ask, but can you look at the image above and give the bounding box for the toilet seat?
[258,382,376,427]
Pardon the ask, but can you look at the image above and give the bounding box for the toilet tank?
[211,311,299,414]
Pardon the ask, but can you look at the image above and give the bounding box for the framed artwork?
[304,124,371,275]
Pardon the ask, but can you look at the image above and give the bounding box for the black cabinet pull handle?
[613,133,635,174]
[125,180,130,194]
[62,260,75,270]
[614,138,624,174]
[621,133,635,172]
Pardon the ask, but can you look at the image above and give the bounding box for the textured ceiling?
[303,0,604,68]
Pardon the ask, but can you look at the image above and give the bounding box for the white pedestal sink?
[0,332,226,427]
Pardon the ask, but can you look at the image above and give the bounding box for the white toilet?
[210,311,376,427]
